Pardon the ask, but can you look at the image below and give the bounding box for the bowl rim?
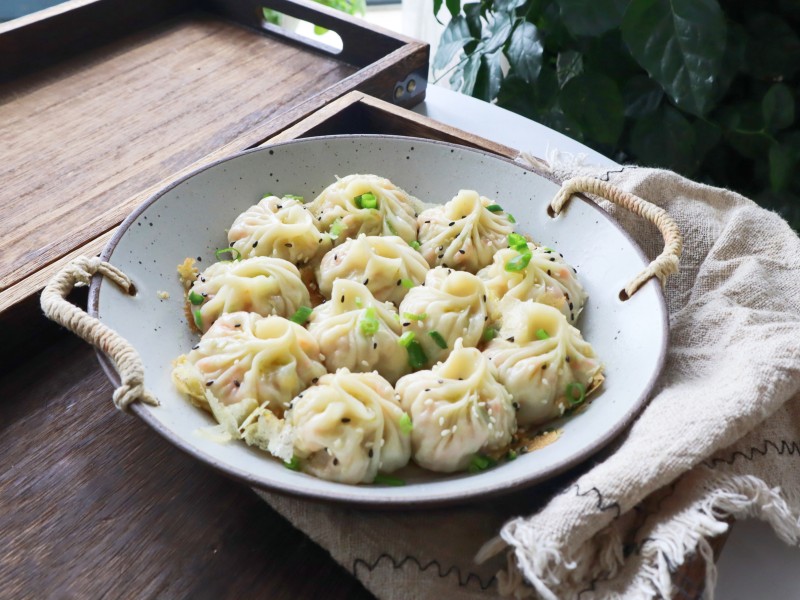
[88,133,669,507]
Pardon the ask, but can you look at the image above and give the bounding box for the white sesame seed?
[438,416,445,426]
[424,398,433,406]
[361,360,369,367]
[452,425,458,433]
[380,439,385,447]
[441,429,451,437]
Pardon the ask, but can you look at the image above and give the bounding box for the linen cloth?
[257,155,800,599]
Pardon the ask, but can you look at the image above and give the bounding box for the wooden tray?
[0,0,427,318]
[0,89,720,598]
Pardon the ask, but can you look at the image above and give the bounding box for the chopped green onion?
[290,305,313,325]
[507,233,528,251]
[284,456,301,471]
[507,213,517,223]
[505,250,532,272]
[373,473,405,486]
[283,194,304,201]
[468,454,497,473]
[405,340,428,369]
[193,309,203,330]
[506,450,518,462]
[543,247,555,253]
[188,290,204,305]
[429,330,448,349]
[398,331,416,347]
[486,204,503,212]
[359,307,380,336]
[482,327,497,342]
[399,413,413,434]
[262,192,274,199]
[215,247,241,261]
[409,240,421,251]
[535,328,550,340]
[566,382,586,406]
[329,218,344,239]
[354,192,378,209]
[401,278,415,289]
[354,297,363,308]
[403,312,427,321]
[386,220,398,235]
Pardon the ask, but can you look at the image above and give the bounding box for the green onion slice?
[485,204,503,212]
[405,340,428,369]
[505,250,532,272]
[284,456,301,471]
[215,247,241,261]
[535,328,550,340]
[354,192,378,209]
[373,473,405,486]
[507,233,528,251]
[399,413,413,434]
[482,327,497,342]
[398,331,416,347]
[468,454,497,473]
[401,278,416,289]
[429,330,448,349]
[506,450,518,462]
[329,218,344,239]
[386,220,398,235]
[290,305,313,325]
[566,382,586,406]
[507,213,517,223]
[354,297,363,308]
[193,309,203,330]
[359,307,380,336]
[409,240,421,251]
[283,194,304,202]
[403,312,427,321]
[188,290,204,305]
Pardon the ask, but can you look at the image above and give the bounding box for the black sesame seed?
[234,380,241,387]
[252,241,258,248]
[312,377,319,384]
[541,364,547,370]
[437,379,444,384]
[341,418,351,423]
[507,336,515,342]
[206,380,214,386]
[424,220,431,224]
[403,322,411,327]
[458,249,465,254]
[569,302,574,310]
[368,449,374,457]
[341,295,345,303]
[363,278,369,285]
[234,323,241,328]
[285,243,293,247]
[547,270,551,276]
[373,342,377,349]
[277,204,283,209]
[438,254,444,259]
[448,221,455,226]
[333,458,339,466]
[201,292,208,297]
[483,294,487,302]
[200,277,206,283]
[513,402,520,410]
[549,257,556,262]
[424,388,430,392]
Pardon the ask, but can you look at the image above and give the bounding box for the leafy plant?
[263,0,365,35]
[433,0,800,229]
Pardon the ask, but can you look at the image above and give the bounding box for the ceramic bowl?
[89,135,668,507]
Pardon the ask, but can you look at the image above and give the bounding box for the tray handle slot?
[549,176,683,301]
[204,0,406,67]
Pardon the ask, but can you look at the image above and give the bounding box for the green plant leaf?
[769,142,796,192]
[556,50,583,89]
[560,72,624,145]
[433,16,473,72]
[630,105,696,174]
[474,51,504,101]
[446,0,461,19]
[762,84,795,132]
[745,13,800,81]
[497,69,558,118]
[622,75,663,117]
[483,10,514,54]
[622,0,727,116]
[495,0,527,11]
[434,0,443,18]
[506,22,543,84]
[463,2,482,38]
[452,53,482,96]
[558,0,629,37]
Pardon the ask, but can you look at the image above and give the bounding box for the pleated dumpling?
[286,369,412,484]
[483,300,603,428]
[477,242,587,324]
[171,312,326,428]
[310,174,421,244]
[398,267,488,368]
[417,190,514,273]
[395,340,516,473]
[316,235,429,307]
[308,279,410,383]
[228,195,331,264]
[187,257,310,333]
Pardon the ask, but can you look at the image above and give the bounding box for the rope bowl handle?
[40,256,159,411]
[550,176,683,300]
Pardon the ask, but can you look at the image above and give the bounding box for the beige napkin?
[257,155,800,599]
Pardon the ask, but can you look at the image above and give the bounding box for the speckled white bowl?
[89,135,668,507]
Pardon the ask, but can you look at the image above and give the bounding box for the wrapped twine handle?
[40,256,159,411]
[550,176,683,299]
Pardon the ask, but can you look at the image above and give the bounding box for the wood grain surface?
[0,333,374,600]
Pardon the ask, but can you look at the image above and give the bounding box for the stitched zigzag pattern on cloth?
[258,156,800,600]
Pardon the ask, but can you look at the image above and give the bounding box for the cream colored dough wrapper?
[310,174,423,244]
[483,299,604,428]
[186,256,310,333]
[396,340,516,473]
[398,267,488,368]
[478,242,587,323]
[286,369,412,484]
[308,279,410,384]
[316,234,429,307]
[228,195,332,264]
[417,189,514,273]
